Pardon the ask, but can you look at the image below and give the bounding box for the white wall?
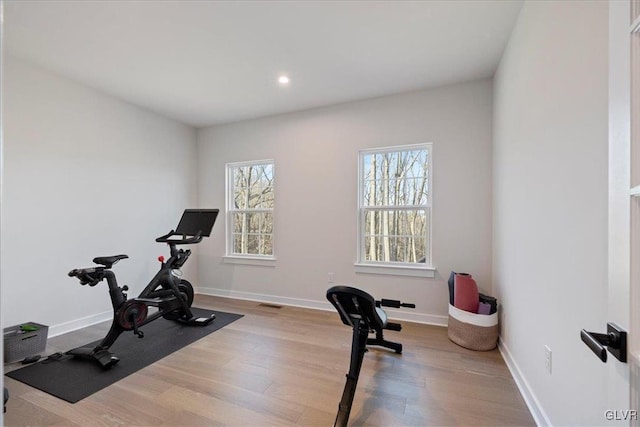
[197,79,493,323]
[493,1,609,425]
[1,56,198,334]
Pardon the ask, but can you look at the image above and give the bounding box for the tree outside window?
[359,145,430,265]
[227,160,274,257]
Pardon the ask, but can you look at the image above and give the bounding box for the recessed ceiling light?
[278,75,290,85]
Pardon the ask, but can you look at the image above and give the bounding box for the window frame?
[224,159,276,265]
[355,143,435,278]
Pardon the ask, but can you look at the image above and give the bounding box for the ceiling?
[4,0,523,128]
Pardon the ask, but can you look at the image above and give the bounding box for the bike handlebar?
[155,229,203,245]
[377,299,416,309]
[68,267,103,286]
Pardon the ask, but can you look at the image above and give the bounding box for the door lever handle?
[580,322,627,363]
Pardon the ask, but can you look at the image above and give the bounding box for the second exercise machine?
[67,209,219,369]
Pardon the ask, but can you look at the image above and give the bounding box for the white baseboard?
[498,338,551,427]
[197,287,448,326]
[48,310,112,338]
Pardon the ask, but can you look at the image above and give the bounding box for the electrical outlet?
[544,345,552,374]
[328,272,335,283]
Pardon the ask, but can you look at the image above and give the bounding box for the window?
[357,144,432,275]
[226,160,275,259]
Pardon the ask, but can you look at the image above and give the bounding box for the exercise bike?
[67,209,219,369]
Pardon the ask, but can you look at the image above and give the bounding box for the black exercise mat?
[6,308,243,403]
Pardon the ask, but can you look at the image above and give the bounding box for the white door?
[587,1,639,424]
[629,0,640,421]
[612,0,640,423]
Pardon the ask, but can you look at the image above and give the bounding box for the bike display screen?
[175,209,219,237]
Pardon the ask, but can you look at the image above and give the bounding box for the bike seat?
[93,254,128,268]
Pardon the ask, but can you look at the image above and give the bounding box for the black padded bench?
[326,286,415,427]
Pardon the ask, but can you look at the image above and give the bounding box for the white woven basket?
[448,304,498,351]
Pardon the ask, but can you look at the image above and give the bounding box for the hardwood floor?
[4,295,535,426]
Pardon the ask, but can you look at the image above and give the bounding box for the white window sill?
[223,255,276,267]
[354,263,436,278]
